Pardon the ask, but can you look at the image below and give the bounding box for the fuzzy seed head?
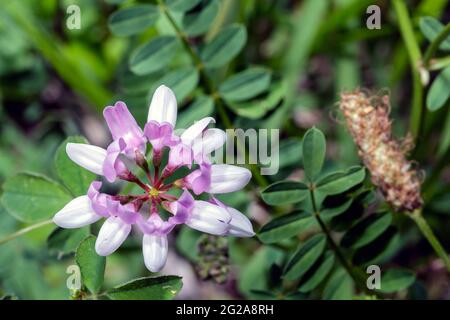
[339,89,423,212]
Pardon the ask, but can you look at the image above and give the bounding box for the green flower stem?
[428,55,450,71]
[409,209,450,272]
[423,22,450,68]
[158,0,268,188]
[392,0,424,139]
[0,219,53,246]
[309,186,378,297]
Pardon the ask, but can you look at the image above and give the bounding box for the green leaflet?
[107,276,183,300]
[1,173,72,223]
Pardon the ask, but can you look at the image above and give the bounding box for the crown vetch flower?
[339,89,423,211]
[53,85,255,272]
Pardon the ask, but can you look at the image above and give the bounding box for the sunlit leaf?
[379,269,415,293]
[299,251,335,292]
[426,66,450,111]
[107,276,183,300]
[76,236,106,294]
[219,67,271,102]
[316,166,365,195]
[1,173,72,223]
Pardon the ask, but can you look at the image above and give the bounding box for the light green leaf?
[47,227,90,255]
[379,269,415,293]
[182,0,219,36]
[261,181,309,205]
[1,173,72,223]
[219,67,271,102]
[321,198,353,221]
[107,276,182,300]
[299,251,335,293]
[229,81,286,119]
[341,212,392,249]
[129,36,178,75]
[166,0,202,12]
[76,236,106,294]
[316,166,365,195]
[108,5,160,37]
[283,234,326,280]
[302,127,326,182]
[258,211,316,244]
[176,96,214,129]
[323,268,354,300]
[201,24,247,68]
[150,67,199,102]
[426,66,450,111]
[419,17,450,51]
[54,136,96,196]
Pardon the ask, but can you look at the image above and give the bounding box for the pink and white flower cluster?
[53,85,254,272]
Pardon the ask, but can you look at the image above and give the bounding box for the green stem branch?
[309,186,377,296]
[392,0,424,139]
[158,0,268,187]
[423,22,450,68]
[409,209,450,272]
[0,219,53,246]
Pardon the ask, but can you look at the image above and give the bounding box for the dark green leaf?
[201,24,247,68]
[261,181,309,205]
[76,236,106,294]
[426,66,450,111]
[182,0,219,36]
[150,67,199,102]
[166,0,202,12]
[258,211,316,244]
[108,5,159,36]
[302,127,326,182]
[129,36,178,75]
[47,227,90,255]
[283,234,326,280]
[176,96,214,129]
[316,166,365,195]
[219,67,271,102]
[1,173,72,223]
[107,276,182,300]
[379,269,415,293]
[299,251,335,292]
[341,212,392,249]
[321,198,353,221]
[419,17,450,51]
[54,136,96,196]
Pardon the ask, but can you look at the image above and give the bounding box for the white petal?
[143,234,168,272]
[226,207,255,237]
[180,117,215,145]
[53,196,101,228]
[66,143,106,176]
[192,128,226,156]
[95,217,131,256]
[209,165,252,194]
[186,201,231,235]
[147,85,177,127]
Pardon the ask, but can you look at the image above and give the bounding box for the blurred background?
[0,0,449,299]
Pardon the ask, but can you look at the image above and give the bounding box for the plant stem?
[423,22,450,68]
[392,0,424,139]
[409,209,450,272]
[0,219,53,246]
[158,0,268,187]
[309,186,376,296]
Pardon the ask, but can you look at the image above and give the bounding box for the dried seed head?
[339,89,423,212]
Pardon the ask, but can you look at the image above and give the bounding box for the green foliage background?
[0,0,449,300]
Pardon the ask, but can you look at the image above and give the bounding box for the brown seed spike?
[338,89,423,212]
